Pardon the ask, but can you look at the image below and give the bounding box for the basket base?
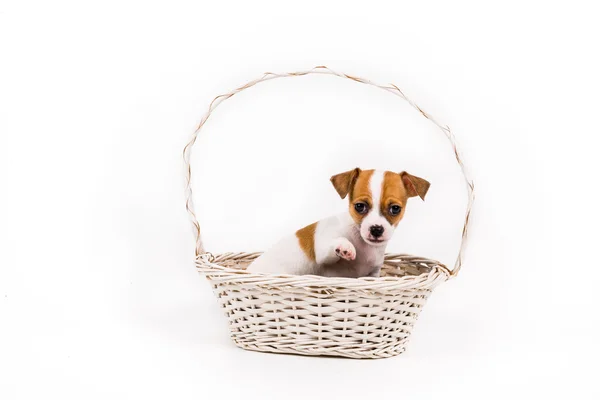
[232,338,408,359]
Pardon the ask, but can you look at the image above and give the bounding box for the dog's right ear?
[330,168,361,199]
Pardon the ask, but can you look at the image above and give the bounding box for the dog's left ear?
[330,168,361,199]
[400,171,430,200]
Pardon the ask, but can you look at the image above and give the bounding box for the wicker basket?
[183,66,474,359]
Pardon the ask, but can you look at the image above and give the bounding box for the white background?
[1,1,599,399]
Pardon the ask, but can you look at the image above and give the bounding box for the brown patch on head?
[381,171,409,226]
[331,168,375,224]
[331,168,430,228]
[348,169,375,224]
[381,171,430,226]
[296,222,317,261]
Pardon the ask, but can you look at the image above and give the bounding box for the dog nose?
[369,225,384,238]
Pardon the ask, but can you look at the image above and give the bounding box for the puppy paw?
[334,241,356,261]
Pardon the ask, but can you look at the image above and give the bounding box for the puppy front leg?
[316,237,356,265]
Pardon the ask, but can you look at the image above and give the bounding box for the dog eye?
[354,202,368,214]
[389,205,402,215]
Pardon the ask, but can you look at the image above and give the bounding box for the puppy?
[247,168,430,278]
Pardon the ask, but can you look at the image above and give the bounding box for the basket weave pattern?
[185,67,474,359]
[198,253,449,358]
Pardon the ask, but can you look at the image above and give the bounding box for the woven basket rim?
[196,252,451,292]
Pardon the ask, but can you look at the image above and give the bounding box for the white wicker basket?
[183,66,474,359]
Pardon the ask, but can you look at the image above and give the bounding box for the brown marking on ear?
[382,171,408,226]
[330,168,361,199]
[296,222,317,262]
[348,169,374,224]
[400,171,430,200]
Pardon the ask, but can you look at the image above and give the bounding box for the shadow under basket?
[184,67,474,359]
[196,252,451,359]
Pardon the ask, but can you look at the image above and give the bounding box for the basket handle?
[183,66,474,278]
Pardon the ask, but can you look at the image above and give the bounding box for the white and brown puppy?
[247,168,430,278]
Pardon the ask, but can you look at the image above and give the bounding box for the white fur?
[245,234,320,275]
[248,169,396,278]
[247,212,385,278]
[360,170,395,245]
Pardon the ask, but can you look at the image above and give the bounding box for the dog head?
[330,168,430,247]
